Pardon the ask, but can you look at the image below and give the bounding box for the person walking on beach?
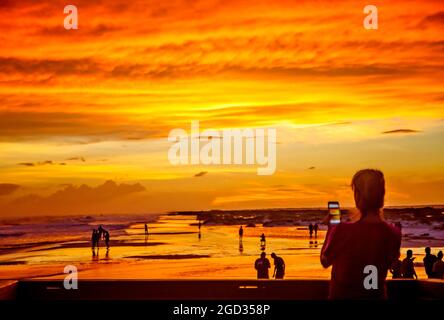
[144,223,149,235]
[93,228,101,249]
[432,251,444,279]
[260,233,266,247]
[198,221,202,231]
[309,223,313,237]
[423,247,437,278]
[255,252,271,279]
[390,252,402,279]
[239,226,244,238]
[91,229,97,250]
[314,223,319,237]
[401,250,417,279]
[320,169,401,299]
[104,230,110,249]
[271,252,285,279]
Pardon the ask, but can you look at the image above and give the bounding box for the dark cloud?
[67,157,86,162]
[0,57,102,77]
[382,129,420,134]
[1,51,442,84]
[18,160,65,167]
[0,111,168,142]
[17,162,35,167]
[194,171,208,177]
[0,184,20,196]
[1,180,146,216]
[308,166,316,170]
[36,24,122,38]
[420,11,444,26]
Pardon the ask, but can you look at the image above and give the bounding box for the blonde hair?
[351,169,385,216]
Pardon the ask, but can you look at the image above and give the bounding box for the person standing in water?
[104,230,110,249]
[239,226,244,238]
[260,233,266,247]
[309,223,313,237]
[94,228,100,249]
[144,223,149,235]
[91,229,97,250]
[313,223,319,237]
[271,253,285,279]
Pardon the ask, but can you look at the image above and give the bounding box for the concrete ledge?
[10,279,443,300]
[17,279,328,300]
[0,281,18,300]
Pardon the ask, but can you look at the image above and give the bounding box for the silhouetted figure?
[198,221,202,231]
[401,250,417,279]
[104,230,110,249]
[432,251,444,279]
[390,252,402,279]
[239,226,244,238]
[260,233,266,247]
[254,252,271,279]
[321,169,401,299]
[144,223,148,235]
[423,247,437,278]
[91,229,97,250]
[314,223,318,237]
[271,252,285,279]
[309,223,313,237]
[98,225,105,241]
[94,228,100,249]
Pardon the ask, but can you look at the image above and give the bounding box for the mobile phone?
[328,201,341,225]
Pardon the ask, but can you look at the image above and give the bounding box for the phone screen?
[328,201,340,225]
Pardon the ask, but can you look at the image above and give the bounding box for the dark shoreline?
[170,206,444,227]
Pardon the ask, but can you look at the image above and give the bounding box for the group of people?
[308,223,319,237]
[390,247,444,279]
[91,225,110,251]
[255,252,286,279]
[424,247,444,279]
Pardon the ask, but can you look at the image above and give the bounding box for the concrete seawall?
[0,279,443,300]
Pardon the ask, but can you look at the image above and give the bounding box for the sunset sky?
[0,0,443,216]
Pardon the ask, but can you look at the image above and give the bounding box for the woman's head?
[351,169,385,216]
